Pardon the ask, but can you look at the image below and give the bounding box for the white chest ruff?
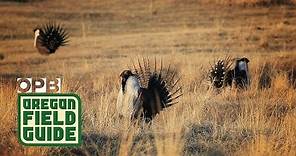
[238,61,248,71]
[236,61,250,85]
[116,76,141,118]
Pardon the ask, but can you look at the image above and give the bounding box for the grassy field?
[0,0,296,155]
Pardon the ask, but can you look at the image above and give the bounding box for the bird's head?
[235,57,250,71]
[119,70,134,92]
[120,70,133,81]
[120,70,134,90]
[33,28,40,47]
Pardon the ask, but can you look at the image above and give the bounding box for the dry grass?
[1,54,295,156]
[0,0,296,156]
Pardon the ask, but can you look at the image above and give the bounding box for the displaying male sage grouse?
[116,59,183,123]
[33,22,69,55]
[209,56,232,88]
[209,57,250,89]
[231,57,250,88]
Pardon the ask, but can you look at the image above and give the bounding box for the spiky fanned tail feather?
[132,58,182,121]
[209,56,233,88]
[38,22,69,54]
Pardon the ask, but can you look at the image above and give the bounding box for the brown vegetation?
[0,0,296,156]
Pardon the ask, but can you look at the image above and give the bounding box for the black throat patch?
[121,77,128,93]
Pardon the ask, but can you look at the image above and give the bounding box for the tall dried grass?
[0,0,295,155]
[0,53,295,156]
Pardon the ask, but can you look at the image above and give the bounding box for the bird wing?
[36,39,51,55]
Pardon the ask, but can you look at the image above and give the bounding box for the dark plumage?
[208,57,250,89]
[117,58,183,122]
[209,57,232,88]
[34,22,69,55]
[232,57,250,88]
[120,70,134,93]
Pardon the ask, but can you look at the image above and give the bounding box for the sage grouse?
[209,56,233,88]
[231,57,250,88]
[209,57,250,89]
[33,22,69,55]
[116,59,182,122]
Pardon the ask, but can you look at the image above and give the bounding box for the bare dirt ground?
[0,0,296,156]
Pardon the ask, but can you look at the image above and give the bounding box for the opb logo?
[17,78,62,93]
